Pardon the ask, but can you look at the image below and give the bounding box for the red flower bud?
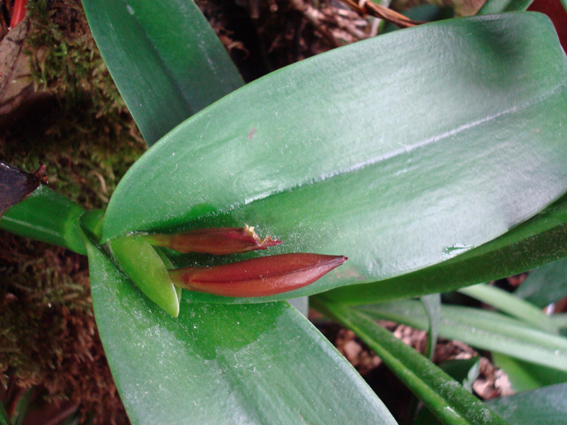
[169,253,347,297]
[143,225,281,255]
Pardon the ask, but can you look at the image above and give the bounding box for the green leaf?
[101,13,567,304]
[10,389,32,425]
[108,236,180,318]
[552,314,567,330]
[82,0,244,146]
[458,284,558,334]
[0,401,11,425]
[0,185,86,254]
[477,0,534,14]
[414,358,481,425]
[382,4,454,33]
[86,242,397,425]
[314,301,506,425]
[514,257,567,308]
[485,383,567,425]
[421,294,441,359]
[492,352,567,392]
[319,192,567,306]
[359,301,567,371]
[439,358,481,393]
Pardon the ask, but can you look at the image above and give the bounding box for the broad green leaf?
[492,352,567,392]
[514,257,567,307]
[359,301,567,370]
[315,301,506,425]
[562,0,567,13]
[485,383,567,425]
[459,284,558,334]
[477,0,534,14]
[82,0,244,146]
[0,185,85,254]
[319,192,567,305]
[86,242,397,425]
[101,13,567,304]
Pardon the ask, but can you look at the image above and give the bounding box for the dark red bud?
[169,253,347,297]
[144,225,281,255]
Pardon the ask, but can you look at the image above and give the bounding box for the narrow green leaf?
[421,294,441,359]
[514,257,567,308]
[0,185,86,254]
[0,401,11,425]
[82,0,244,146]
[10,389,32,425]
[414,358,481,425]
[315,301,506,425]
[382,4,454,33]
[439,358,481,393]
[108,236,180,318]
[359,301,567,371]
[552,314,567,329]
[319,192,567,306]
[485,383,567,425]
[86,242,397,425]
[459,284,558,334]
[477,0,534,14]
[102,14,567,304]
[492,352,567,392]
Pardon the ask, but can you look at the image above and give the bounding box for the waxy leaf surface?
[86,243,396,425]
[485,383,567,425]
[103,14,567,302]
[320,192,567,305]
[82,0,243,146]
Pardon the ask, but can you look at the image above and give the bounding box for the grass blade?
[359,300,567,371]
[314,301,506,425]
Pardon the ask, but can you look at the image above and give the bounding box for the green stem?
[0,186,86,255]
[459,284,559,334]
[313,299,506,425]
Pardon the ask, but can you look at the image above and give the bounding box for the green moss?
[2,0,146,210]
[1,1,142,423]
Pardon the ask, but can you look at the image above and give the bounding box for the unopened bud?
[143,225,281,255]
[169,253,347,297]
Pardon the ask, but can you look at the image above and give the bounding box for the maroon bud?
[169,253,347,297]
[144,225,281,255]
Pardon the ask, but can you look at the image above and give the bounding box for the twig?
[341,0,424,28]
[289,0,341,47]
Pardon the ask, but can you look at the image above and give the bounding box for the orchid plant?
[2,0,567,424]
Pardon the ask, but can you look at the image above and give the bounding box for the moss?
[0,1,143,423]
[2,0,146,209]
